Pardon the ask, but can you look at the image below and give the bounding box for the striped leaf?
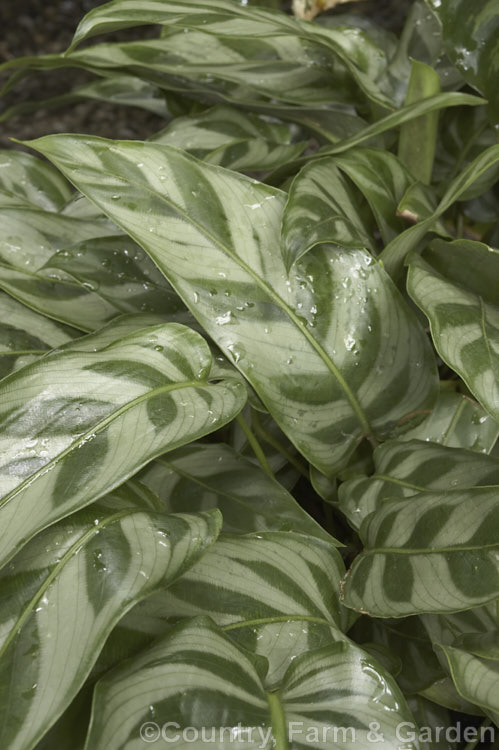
[401,387,499,454]
[84,616,418,750]
[0,318,245,568]
[0,292,79,379]
[349,615,446,695]
[43,235,188,323]
[408,239,499,421]
[107,530,347,686]
[281,157,376,268]
[138,442,334,541]
[341,486,499,616]
[338,439,499,531]
[26,134,439,475]
[67,0,397,108]
[379,144,499,279]
[0,484,220,750]
[428,0,499,124]
[422,603,499,722]
[0,149,73,211]
[406,697,458,750]
[151,105,306,172]
[282,149,423,267]
[0,206,120,330]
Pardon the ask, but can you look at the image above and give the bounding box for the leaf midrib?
[64,152,374,440]
[0,377,206,513]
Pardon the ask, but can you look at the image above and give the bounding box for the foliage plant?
[0,0,498,748]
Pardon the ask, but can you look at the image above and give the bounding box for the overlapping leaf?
[84,616,418,750]
[408,238,499,421]
[338,439,499,530]
[422,602,499,723]
[341,486,499,616]
[0,292,79,379]
[0,150,73,211]
[139,442,332,540]
[428,0,499,124]
[0,318,245,567]
[0,482,220,750]
[106,530,346,686]
[26,134,439,475]
[151,105,306,172]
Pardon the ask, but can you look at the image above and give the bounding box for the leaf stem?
[251,410,309,479]
[236,413,274,479]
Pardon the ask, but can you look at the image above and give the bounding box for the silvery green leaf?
[0,150,73,211]
[408,239,499,421]
[401,387,499,454]
[84,616,418,750]
[43,235,188,321]
[0,490,220,750]
[0,318,245,567]
[0,292,79,378]
[151,105,306,172]
[139,442,334,541]
[26,134,439,475]
[109,530,347,685]
[341,487,499,616]
[338,439,499,531]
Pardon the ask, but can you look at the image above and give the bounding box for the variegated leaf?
[408,239,499,421]
[67,0,397,108]
[401,387,499,454]
[341,487,499,616]
[43,235,189,322]
[151,105,306,172]
[84,617,418,750]
[0,149,73,211]
[380,145,499,278]
[422,603,499,723]
[0,483,220,750]
[138,442,334,541]
[338,439,499,531]
[26,134,439,475]
[105,530,346,686]
[0,206,120,330]
[0,292,79,379]
[0,318,245,568]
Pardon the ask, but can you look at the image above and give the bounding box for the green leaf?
[422,603,499,721]
[338,439,499,531]
[0,206,121,330]
[397,60,440,185]
[151,105,306,172]
[408,238,499,421]
[0,150,73,211]
[0,318,245,568]
[380,144,499,279]
[139,442,335,541]
[0,486,220,750]
[401,386,499,453]
[341,486,499,616]
[349,615,446,694]
[0,292,79,379]
[406,696,458,750]
[84,616,418,750]
[110,530,347,685]
[281,157,376,268]
[428,0,499,124]
[26,134,439,475]
[67,0,398,109]
[43,235,189,322]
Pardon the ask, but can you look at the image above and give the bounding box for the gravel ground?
[0,0,414,150]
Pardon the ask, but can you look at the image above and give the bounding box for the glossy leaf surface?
[27,134,439,475]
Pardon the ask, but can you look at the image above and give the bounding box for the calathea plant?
[0,0,498,748]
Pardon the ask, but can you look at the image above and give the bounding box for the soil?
[0,0,414,151]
